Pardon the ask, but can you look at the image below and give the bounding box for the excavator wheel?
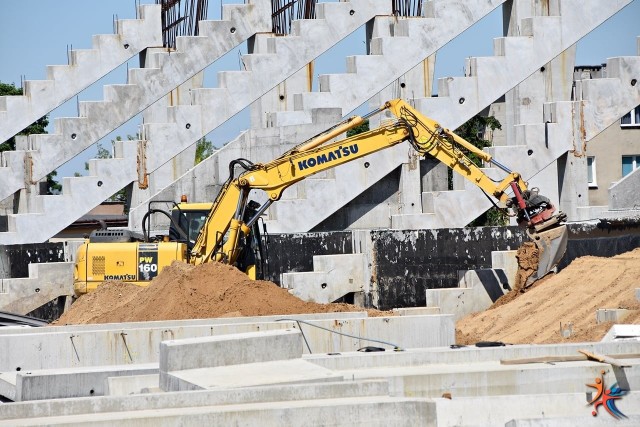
[525,224,569,288]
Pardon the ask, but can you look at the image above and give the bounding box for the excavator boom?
[190,99,567,279]
[75,98,567,295]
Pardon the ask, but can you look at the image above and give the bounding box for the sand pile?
[457,248,640,344]
[55,261,385,325]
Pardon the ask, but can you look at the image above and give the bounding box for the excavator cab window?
[169,208,209,248]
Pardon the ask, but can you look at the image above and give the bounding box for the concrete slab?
[0,380,390,421]
[160,329,302,373]
[164,358,342,392]
[392,307,440,316]
[106,374,159,396]
[0,372,16,401]
[0,396,434,426]
[0,315,454,371]
[37,311,371,335]
[506,415,640,426]
[433,391,640,426]
[602,325,640,342]
[340,360,640,398]
[308,341,640,370]
[596,308,635,324]
[12,363,157,402]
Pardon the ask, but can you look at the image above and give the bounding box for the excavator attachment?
[525,224,569,287]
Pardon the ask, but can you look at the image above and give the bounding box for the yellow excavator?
[74,99,568,295]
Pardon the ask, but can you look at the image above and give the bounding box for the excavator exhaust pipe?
[525,224,569,287]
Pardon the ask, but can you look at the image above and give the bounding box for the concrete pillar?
[557,152,589,219]
[130,48,202,231]
[0,247,9,279]
[398,151,423,215]
[250,34,313,129]
[352,229,376,308]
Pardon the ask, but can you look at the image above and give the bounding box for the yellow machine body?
[74,240,187,295]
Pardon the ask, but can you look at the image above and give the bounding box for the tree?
[0,82,58,194]
[346,119,370,137]
[453,115,508,227]
[0,83,50,152]
[84,136,135,202]
[195,137,213,164]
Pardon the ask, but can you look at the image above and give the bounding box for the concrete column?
[398,157,422,215]
[0,247,9,279]
[557,152,589,219]
[420,158,448,192]
[351,229,376,308]
[250,34,313,129]
[503,0,576,145]
[130,48,202,231]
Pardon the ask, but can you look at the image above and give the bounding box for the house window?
[621,105,640,127]
[622,155,640,177]
[587,156,597,188]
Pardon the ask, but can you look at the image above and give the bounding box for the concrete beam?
[0,396,434,426]
[164,358,342,392]
[0,315,454,371]
[12,364,157,402]
[160,329,302,372]
[308,342,640,370]
[0,380,390,421]
[433,391,640,426]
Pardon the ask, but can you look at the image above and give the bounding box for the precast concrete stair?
[266,0,631,232]
[280,254,366,303]
[269,0,509,127]
[425,268,511,321]
[0,140,138,244]
[114,0,392,226]
[126,110,343,229]
[0,4,162,145]
[0,262,73,315]
[415,53,640,228]
[0,0,390,244]
[0,0,271,203]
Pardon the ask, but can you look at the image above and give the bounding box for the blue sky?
[1,0,638,179]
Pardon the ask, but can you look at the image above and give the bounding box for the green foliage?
[83,136,136,202]
[0,82,49,153]
[346,119,370,137]
[454,115,501,167]
[1,82,57,194]
[195,137,213,164]
[467,206,509,227]
[46,170,62,195]
[450,115,508,227]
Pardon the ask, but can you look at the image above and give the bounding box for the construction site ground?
[56,248,640,345]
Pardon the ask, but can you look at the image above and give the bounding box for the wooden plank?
[501,352,640,366]
[578,349,631,368]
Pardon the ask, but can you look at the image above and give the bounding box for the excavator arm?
[190,99,567,280]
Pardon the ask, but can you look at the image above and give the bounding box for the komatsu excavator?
[74,99,568,295]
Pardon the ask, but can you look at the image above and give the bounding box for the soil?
[54,261,390,325]
[490,242,540,308]
[54,246,640,345]
[456,248,640,345]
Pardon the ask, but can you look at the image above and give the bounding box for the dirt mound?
[456,248,640,345]
[56,261,387,325]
